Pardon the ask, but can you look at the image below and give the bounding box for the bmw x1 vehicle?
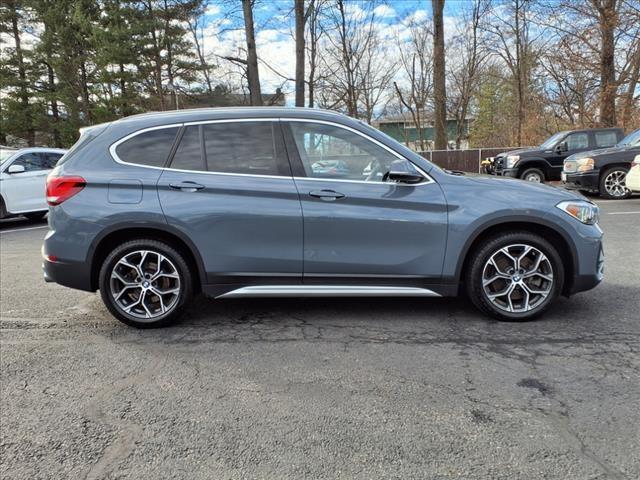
[43,108,604,328]
[562,128,640,199]
[1,147,66,220]
[493,128,624,182]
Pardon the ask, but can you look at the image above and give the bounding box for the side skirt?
[209,285,442,299]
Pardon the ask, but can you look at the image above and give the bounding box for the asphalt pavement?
[1,198,639,479]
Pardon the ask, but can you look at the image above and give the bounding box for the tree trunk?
[596,0,618,126]
[242,0,262,106]
[432,0,447,150]
[295,0,305,107]
[11,5,35,146]
[46,61,61,147]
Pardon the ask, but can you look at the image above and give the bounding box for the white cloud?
[373,5,396,18]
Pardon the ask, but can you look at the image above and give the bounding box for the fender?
[86,220,208,287]
[449,214,579,285]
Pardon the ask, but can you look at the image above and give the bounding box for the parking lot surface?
[1,198,639,479]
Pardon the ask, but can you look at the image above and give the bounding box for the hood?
[566,145,629,161]
[496,148,535,158]
[464,173,583,201]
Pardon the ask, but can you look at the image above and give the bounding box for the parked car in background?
[625,155,640,193]
[562,128,640,199]
[0,147,67,220]
[493,128,624,183]
[42,108,603,328]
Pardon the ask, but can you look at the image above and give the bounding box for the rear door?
[157,120,303,286]
[283,120,448,283]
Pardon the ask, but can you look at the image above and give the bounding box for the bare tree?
[432,0,447,150]
[393,16,434,151]
[448,0,489,148]
[242,0,262,105]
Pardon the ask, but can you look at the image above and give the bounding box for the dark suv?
[43,108,604,327]
[562,128,640,199]
[494,128,624,182]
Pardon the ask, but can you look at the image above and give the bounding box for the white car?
[626,154,640,193]
[0,147,67,220]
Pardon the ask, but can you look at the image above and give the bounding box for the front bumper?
[562,170,600,192]
[494,168,519,178]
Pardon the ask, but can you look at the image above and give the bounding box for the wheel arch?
[517,159,552,178]
[456,219,577,296]
[88,224,205,293]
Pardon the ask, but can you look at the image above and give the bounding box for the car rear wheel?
[520,168,545,183]
[600,167,631,199]
[465,232,564,321]
[99,239,193,328]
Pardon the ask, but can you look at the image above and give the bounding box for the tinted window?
[170,126,204,171]
[203,122,279,175]
[45,153,63,168]
[12,153,50,172]
[115,127,179,167]
[566,133,589,150]
[289,122,419,182]
[595,131,618,148]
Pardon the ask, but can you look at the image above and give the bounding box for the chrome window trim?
[108,117,434,185]
[282,118,434,186]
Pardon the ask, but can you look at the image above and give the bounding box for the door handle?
[309,189,345,201]
[169,181,205,192]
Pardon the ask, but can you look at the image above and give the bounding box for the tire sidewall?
[520,168,545,183]
[99,239,193,328]
[466,232,564,322]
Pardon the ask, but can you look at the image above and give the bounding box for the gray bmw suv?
[43,108,604,327]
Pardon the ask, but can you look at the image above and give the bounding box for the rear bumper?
[42,247,94,292]
[563,171,600,192]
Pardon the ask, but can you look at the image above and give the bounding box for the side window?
[566,133,589,151]
[289,122,419,182]
[203,122,280,176]
[594,131,618,148]
[170,126,204,171]
[44,153,63,169]
[115,127,179,167]
[12,153,48,172]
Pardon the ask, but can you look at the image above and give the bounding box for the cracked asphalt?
[1,198,639,479]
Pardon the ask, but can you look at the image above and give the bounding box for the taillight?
[46,175,86,206]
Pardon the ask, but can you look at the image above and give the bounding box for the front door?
[157,121,303,285]
[283,120,448,284]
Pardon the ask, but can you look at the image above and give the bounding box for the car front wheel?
[465,232,564,321]
[99,239,193,328]
[520,168,545,183]
[600,167,631,199]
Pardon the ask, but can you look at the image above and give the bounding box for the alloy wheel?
[603,170,628,198]
[524,172,542,182]
[109,250,181,320]
[481,244,554,313]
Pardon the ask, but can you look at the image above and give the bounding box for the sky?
[199,0,469,103]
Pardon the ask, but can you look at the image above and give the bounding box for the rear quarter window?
[595,131,618,148]
[115,127,179,168]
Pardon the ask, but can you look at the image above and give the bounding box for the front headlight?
[506,155,520,168]
[576,157,595,172]
[556,200,599,225]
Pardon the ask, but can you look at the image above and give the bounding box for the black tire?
[24,211,47,221]
[99,239,193,328]
[465,231,564,322]
[0,197,6,219]
[599,166,631,199]
[520,168,545,183]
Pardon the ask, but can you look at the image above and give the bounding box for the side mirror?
[7,164,25,174]
[384,170,424,184]
[556,141,568,153]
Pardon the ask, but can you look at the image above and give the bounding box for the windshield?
[617,129,640,147]
[0,148,17,164]
[539,132,567,149]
